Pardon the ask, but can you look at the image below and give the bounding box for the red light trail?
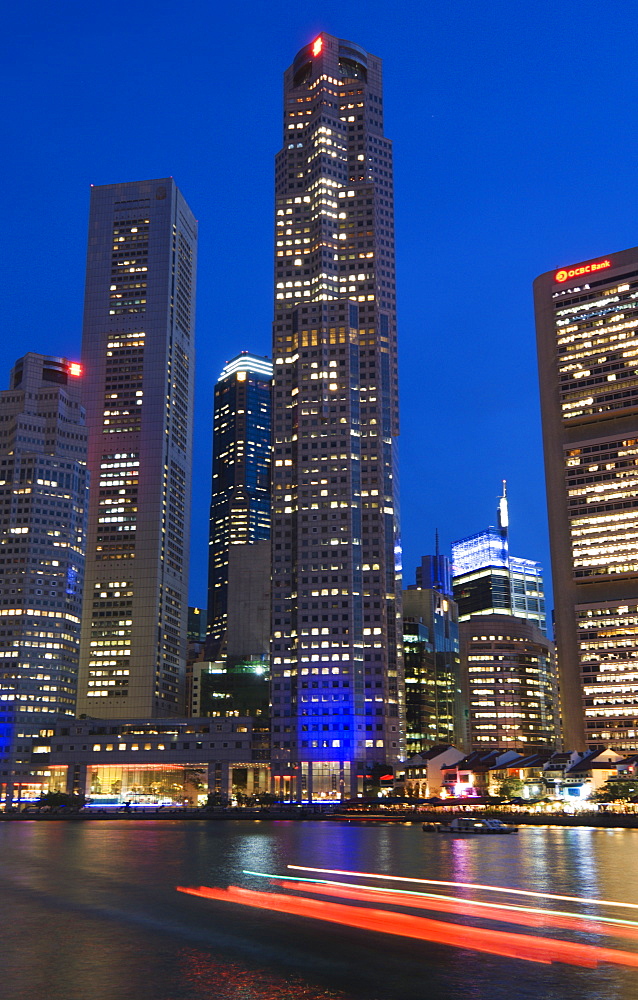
[275,879,638,940]
[175,884,638,969]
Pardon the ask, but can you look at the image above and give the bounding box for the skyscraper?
[0,354,88,805]
[270,34,403,800]
[404,552,465,752]
[207,352,272,655]
[535,248,638,750]
[77,179,197,718]
[452,484,546,633]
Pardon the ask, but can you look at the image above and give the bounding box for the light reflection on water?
[0,820,636,1000]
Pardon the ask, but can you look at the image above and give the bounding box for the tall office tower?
[207,353,272,655]
[403,576,464,753]
[460,615,559,749]
[77,179,197,719]
[452,485,547,633]
[270,34,403,800]
[0,354,88,805]
[535,248,638,751]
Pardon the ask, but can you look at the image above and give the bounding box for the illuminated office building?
[207,353,272,655]
[460,615,558,749]
[403,552,465,752]
[77,178,197,718]
[452,484,546,633]
[270,34,403,800]
[0,354,88,805]
[535,248,638,750]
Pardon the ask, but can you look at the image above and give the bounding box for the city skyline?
[5,3,638,618]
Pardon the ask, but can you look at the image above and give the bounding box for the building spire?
[497,479,509,534]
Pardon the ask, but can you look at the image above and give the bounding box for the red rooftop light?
[68,362,82,377]
[312,36,323,57]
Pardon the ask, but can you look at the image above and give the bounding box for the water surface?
[1,820,636,1000]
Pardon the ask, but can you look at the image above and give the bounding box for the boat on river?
[424,816,518,835]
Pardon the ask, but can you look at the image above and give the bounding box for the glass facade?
[403,568,465,753]
[452,488,546,633]
[207,353,272,651]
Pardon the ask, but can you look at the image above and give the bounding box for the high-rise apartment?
[452,485,546,633]
[77,179,197,718]
[0,354,88,805]
[270,34,403,800]
[535,248,638,750]
[207,352,272,654]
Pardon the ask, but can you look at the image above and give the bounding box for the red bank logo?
[312,36,323,57]
[554,259,612,283]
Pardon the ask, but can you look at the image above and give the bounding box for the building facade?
[77,178,197,718]
[270,34,403,800]
[452,485,546,633]
[535,248,638,750]
[460,614,559,749]
[43,715,267,805]
[0,354,88,805]
[404,554,465,752]
[207,353,272,654]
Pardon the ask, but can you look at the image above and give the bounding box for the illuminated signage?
[312,36,323,57]
[554,259,612,283]
[68,363,82,377]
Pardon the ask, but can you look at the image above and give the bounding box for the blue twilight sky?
[3,0,638,616]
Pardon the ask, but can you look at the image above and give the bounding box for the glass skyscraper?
[270,34,403,800]
[535,247,638,750]
[404,553,465,754]
[77,178,197,718]
[207,352,272,654]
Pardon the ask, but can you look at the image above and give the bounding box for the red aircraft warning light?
[312,36,323,57]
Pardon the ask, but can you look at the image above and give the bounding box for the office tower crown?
[452,484,546,633]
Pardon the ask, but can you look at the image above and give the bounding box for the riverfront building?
[535,248,638,750]
[44,715,267,806]
[0,354,89,806]
[270,34,404,800]
[207,353,272,656]
[77,179,197,719]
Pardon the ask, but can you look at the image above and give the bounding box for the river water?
[1,819,636,1000]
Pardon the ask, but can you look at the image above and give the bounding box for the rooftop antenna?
[497,479,509,533]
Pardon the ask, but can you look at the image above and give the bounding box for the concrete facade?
[270,34,403,801]
[535,248,638,749]
[77,179,197,719]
